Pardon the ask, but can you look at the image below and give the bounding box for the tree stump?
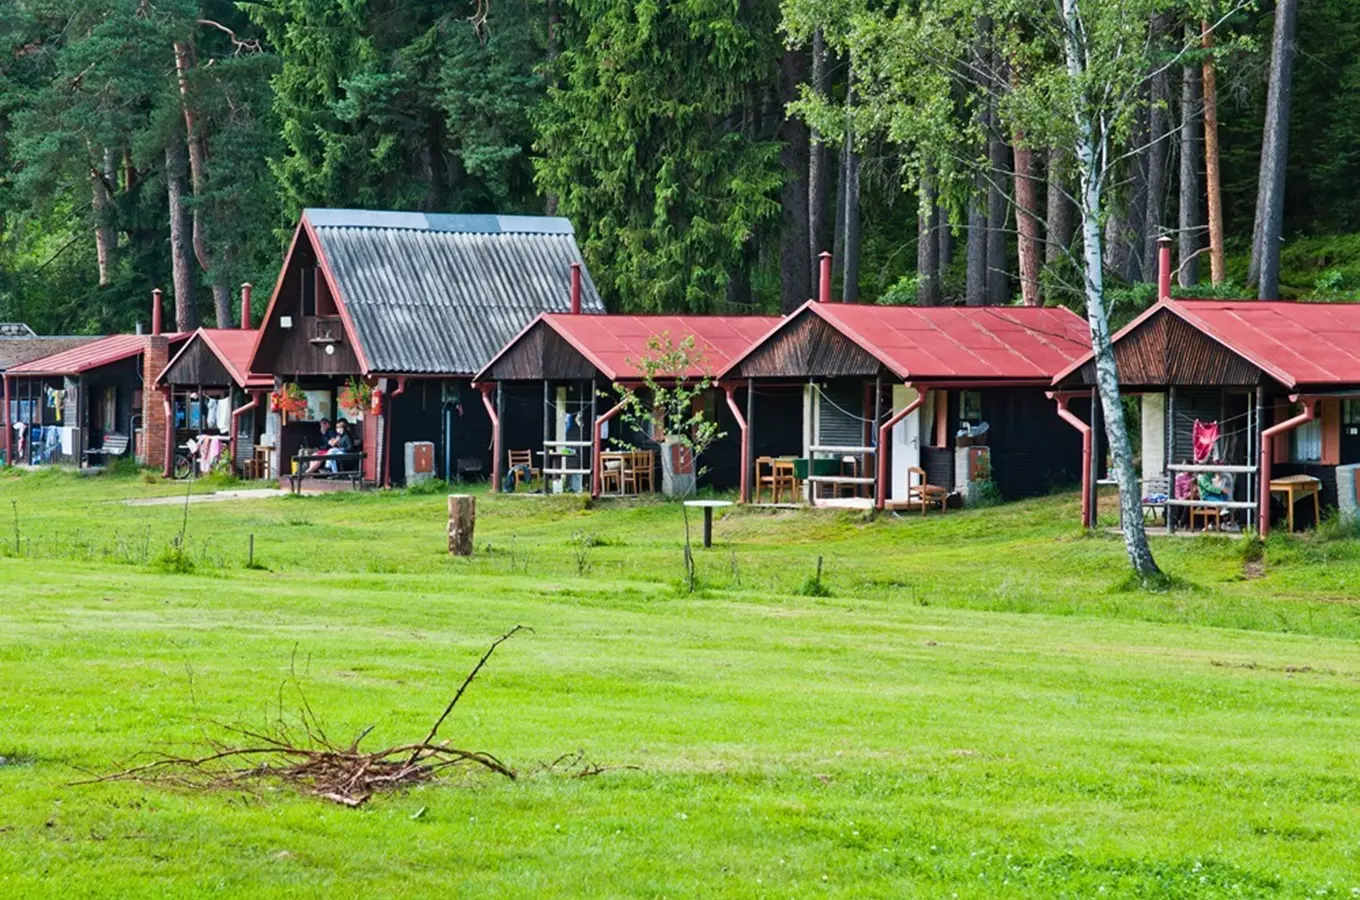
[448,494,475,556]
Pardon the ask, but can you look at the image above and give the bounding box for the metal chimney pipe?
[240,283,253,330]
[1157,237,1173,303]
[569,262,582,315]
[818,251,833,304]
[151,288,163,336]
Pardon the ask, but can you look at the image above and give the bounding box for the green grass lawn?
[2,468,1359,898]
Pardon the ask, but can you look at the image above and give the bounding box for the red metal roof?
[1051,298,1360,390]
[7,333,184,376]
[159,328,271,389]
[481,313,781,382]
[720,302,1091,382]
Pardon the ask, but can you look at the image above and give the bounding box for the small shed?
[719,296,1091,508]
[156,307,272,477]
[3,319,184,468]
[248,209,606,486]
[1052,291,1360,534]
[475,312,778,494]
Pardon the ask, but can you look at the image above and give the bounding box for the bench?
[289,451,367,494]
[83,433,129,466]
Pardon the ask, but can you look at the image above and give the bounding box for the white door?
[890,385,921,500]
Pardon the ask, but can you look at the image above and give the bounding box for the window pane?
[1292,418,1322,462]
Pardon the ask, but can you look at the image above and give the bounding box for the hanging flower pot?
[338,377,372,421]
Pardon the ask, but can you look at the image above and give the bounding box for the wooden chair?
[600,453,625,495]
[772,459,799,504]
[638,451,656,493]
[1189,473,1235,532]
[755,457,776,503]
[508,449,539,488]
[907,466,948,516]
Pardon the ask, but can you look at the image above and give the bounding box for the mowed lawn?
[2,469,1359,898]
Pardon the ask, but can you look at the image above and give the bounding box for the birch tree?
[784,0,1250,579]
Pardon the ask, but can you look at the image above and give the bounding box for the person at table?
[305,418,338,473]
[324,419,354,473]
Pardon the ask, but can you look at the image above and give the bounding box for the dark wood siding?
[252,232,361,377]
[161,336,233,386]
[1069,308,1265,388]
[979,387,1083,499]
[736,309,883,379]
[486,323,598,382]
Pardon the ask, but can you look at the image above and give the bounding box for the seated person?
[305,418,349,474]
[1196,471,1230,503]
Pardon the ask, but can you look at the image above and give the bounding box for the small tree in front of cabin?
[611,334,725,498]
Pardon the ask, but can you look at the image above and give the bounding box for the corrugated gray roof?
[0,335,103,372]
[305,209,606,375]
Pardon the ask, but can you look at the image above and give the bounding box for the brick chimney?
[142,288,171,471]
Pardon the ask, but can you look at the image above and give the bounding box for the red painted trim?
[479,383,501,492]
[722,384,749,503]
[301,215,371,374]
[1259,398,1317,537]
[229,391,261,477]
[3,374,12,466]
[591,400,629,498]
[1049,391,1094,529]
[875,386,923,510]
[382,376,407,488]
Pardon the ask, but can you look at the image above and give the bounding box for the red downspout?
[818,252,832,304]
[161,387,175,478]
[569,263,582,315]
[229,391,261,477]
[1049,391,1093,529]
[723,384,749,503]
[2,374,12,467]
[479,383,501,492]
[875,386,924,510]
[382,376,408,489]
[1259,398,1316,538]
[591,399,629,498]
[240,283,253,330]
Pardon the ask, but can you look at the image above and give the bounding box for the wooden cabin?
[475,313,778,494]
[1051,296,1360,535]
[2,326,101,466]
[247,210,605,487]
[2,325,184,469]
[718,299,1092,508]
[155,312,271,478]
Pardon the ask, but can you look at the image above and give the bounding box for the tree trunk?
[965,192,987,307]
[937,205,953,271]
[917,175,941,306]
[91,147,117,286]
[1014,136,1041,306]
[1046,148,1074,268]
[779,47,812,313]
[807,29,832,272]
[166,137,198,332]
[1141,14,1172,281]
[448,494,475,556]
[841,145,861,302]
[1202,22,1226,285]
[1125,101,1148,283]
[1061,0,1161,579]
[1248,0,1298,299]
[1178,27,1203,288]
[1104,202,1130,282]
[173,41,231,326]
[986,106,1010,305]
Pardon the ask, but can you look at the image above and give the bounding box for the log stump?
[448,494,475,556]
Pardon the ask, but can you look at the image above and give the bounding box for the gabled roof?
[1051,298,1360,390]
[7,333,183,377]
[719,301,1091,382]
[477,313,780,383]
[158,329,271,390]
[0,335,102,372]
[294,208,607,375]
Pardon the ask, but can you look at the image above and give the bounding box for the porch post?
[2,374,11,467]
[1089,388,1102,527]
[542,379,551,495]
[745,378,755,502]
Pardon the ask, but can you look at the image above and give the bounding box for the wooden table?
[1270,474,1322,532]
[684,500,732,548]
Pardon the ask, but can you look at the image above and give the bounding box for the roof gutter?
[479,383,502,492]
[1259,398,1318,538]
[591,399,629,499]
[1048,391,1094,530]
[722,383,749,503]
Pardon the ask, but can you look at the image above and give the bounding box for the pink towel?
[1192,419,1219,463]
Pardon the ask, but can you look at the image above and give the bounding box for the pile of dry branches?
[77,627,534,807]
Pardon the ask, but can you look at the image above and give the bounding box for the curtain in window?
[1292,418,1322,462]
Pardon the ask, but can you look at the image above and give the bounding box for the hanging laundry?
[12,422,26,461]
[217,397,233,433]
[60,427,76,456]
[1192,419,1219,463]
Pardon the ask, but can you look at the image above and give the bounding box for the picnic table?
[1270,474,1322,532]
[289,451,367,494]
